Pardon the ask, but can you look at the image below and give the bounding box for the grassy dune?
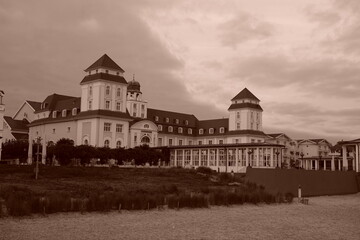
[0,165,285,216]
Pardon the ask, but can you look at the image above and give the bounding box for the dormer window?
[178,127,183,134]
[52,111,57,118]
[165,117,169,123]
[155,116,159,121]
[188,128,192,134]
[175,119,179,124]
[185,120,189,125]
[209,128,214,134]
[62,110,67,117]
[158,125,163,131]
[219,127,225,134]
[199,129,204,135]
[72,108,77,116]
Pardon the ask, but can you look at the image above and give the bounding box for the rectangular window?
[116,102,121,111]
[62,110,67,117]
[158,138,162,146]
[209,149,216,166]
[208,140,213,145]
[193,150,199,166]
[176,150,183,167]
[169,139,173,146]
[52,129,55,134]
[198,141,202,145]
[200,149,208,166]
[179,140,183,146]
[88,101,92,110]
[104,122,111,132]
[219,140,224,144]
[67,127,70,133]
[237,112,240,119]
[184,150,191,166]
[188,140,193,145]
[141,105,145,110]
[116,124,123,133]
[236,122,240,130]
[105,101,110,110]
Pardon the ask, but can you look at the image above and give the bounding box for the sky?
[1,0,359,144]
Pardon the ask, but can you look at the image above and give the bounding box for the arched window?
[219,127,225,134]
[116,140,122,148]
[106,86,110,95]
[168,126,173,132]
[178,127,183,134]
[199,129,204,135]
[104,139,110,148]
[158,125,163,131]
[84,139,89,145]
[72,108,77,116]
[188,128,192,134]
[144,124,149,129]
[209,128,214,134]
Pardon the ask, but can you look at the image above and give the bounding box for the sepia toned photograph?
[0,0,359,239]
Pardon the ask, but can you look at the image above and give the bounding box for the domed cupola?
[127,75,141,94]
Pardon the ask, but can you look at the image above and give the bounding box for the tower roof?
[85,54,125,72]
[231,88,260,101]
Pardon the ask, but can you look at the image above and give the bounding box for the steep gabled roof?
[35,94,76,113]
[266,133,292,140]
[85,54,124,72]
[26,100,42,111]
[3,116,29,132]
[231,88,260,101]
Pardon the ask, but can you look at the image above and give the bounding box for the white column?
[342,146,348,170]
[41,140,46,164]
[174,150,177,167]
[270,148,274,167]
[182,150,185,167]
[323,160,326,170]
[190,150,193,166]
[27,140,33,165]
[356,144,359,172]
[331,156,335,171]
[256,148,259,167]
[245,148,249,167]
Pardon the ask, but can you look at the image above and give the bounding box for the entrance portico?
[339,139,360,172]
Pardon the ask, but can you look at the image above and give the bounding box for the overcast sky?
[1,0,359,144]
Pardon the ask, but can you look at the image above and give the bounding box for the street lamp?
[275,150,280,168]
[247,149,253,167]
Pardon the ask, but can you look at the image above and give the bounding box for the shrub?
[285,192,294,203]
[196,166,213,175]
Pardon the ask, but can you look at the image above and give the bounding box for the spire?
[84,54,125,72]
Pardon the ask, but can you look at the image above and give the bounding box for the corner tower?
[126,76,148,119]
[80,54,128,113]
[228,88,263,132]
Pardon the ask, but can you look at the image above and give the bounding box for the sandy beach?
[1,193,359,240]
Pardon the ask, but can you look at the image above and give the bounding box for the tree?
[75,145,96,165]
[1,140,28,162]
[53,138,75,166]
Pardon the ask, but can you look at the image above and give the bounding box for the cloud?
[305,6,341,28]
[79,18,100,32]
[228,54,360,99]
[218,12,275,48]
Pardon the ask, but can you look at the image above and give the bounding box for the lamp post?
[275,150,280,168]
[35,137,42,180]
[247,149,253,167]
[300,152,304,169]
